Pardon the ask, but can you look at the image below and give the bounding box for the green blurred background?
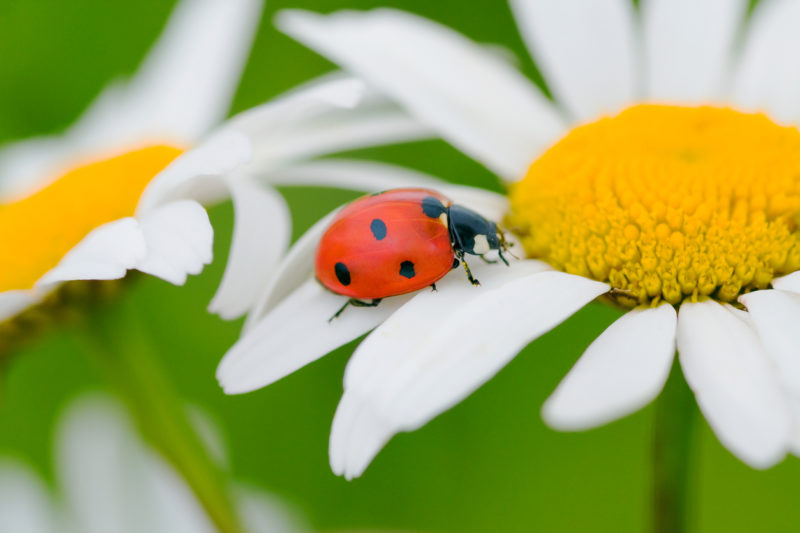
[1,1,798,531]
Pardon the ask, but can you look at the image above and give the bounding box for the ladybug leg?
[430,283,438,292]
[457,251,480,286]
[497,249,510,266]
[479,254,498,265]
[328,298,383,322]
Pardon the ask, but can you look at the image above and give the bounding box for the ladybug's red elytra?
[315,188,511,320]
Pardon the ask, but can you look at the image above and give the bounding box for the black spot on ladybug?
[421,196,446,219]
[399,260,416,279]
[335,262,351,286]
[452,258,460,269]
[370,218,387,240]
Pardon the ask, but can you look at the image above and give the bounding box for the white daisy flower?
[0,394,301,533]
[220,0,800,479]
[0,0,429,334]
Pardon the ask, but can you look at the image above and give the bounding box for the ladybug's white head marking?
[472,234,491,255]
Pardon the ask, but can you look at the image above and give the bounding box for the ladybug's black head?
[446,204,510,264]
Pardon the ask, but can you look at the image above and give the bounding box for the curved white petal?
[331,267,608,479]
[771,271,800,294]
[72,0,264,147]
[137,129,253,212]
[135,200,213,286]
[218,280,413,394]
[740,290,800,396]
[509,0,638,121]
[543,304,677,430]
[0,462,59,533]
[231,74,432,167]
[209,177,290,319]
[278,9,567,181]
[642,0,747,102]
[677,300,791,468]
[730,0,800,124]
[37,218,147,287]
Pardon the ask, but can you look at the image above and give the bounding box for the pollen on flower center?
[508,105,800,307]
[0,145,183,292]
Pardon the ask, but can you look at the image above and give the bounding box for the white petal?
[509,0,638,121]
[771,271,800,294]
[217,279,413,394]
[543,304,677,430]
[0,462,59,533]
[137,129,253,212]
[71,0,264,147]
[57,395,216,533]
[677,300,791,468]
[739,290,800,396]
[37,218,147,287]
[278,9,567,181]
[233,485,302,533]
[208,177,290,319]
[135,200,213,285]
[730,0,800,124]
[642,0,747,102]
[231,75,431,171]
[331,267,608,479]
[0,137,73,201]
[0,290,41,322]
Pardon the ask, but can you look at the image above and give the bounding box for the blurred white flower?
[216,0,800,479]
[0,394,300,533]
[0,0,430,327]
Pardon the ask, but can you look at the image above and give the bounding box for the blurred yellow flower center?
[0,145,183,292]
[508,105,800,307]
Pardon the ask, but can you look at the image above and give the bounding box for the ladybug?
[315,188,511,320]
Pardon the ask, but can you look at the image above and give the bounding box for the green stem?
[76,298,241,533]
[652,358,696,533]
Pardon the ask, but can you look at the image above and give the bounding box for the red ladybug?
[315,188,510,319]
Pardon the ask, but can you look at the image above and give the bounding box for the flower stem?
[652,358,695,533]
[76,296,242,533]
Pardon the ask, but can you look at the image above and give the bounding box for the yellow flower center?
[0,145,183,292]
[508,105,800,307]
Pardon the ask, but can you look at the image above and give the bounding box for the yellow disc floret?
[0,145,183,292]
[508,105,800,307]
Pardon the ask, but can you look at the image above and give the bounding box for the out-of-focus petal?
[642,0,747,102]
[37,218,147,287]
[0,290,41,322]
[509,0,638,121]
[331,268,608,479]
[135,200,213,286]
[0,0,263,201]
[677,300,791,468]
[0,462,59,533]
[278,9,567,181]
[730,0,800,124]
[543,304,677,430]
[71,0,264,147]
[218,280,414,394]
[208,176,291,319]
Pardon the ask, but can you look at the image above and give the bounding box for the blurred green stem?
[76,297,242,533]
[653,358,695,533]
